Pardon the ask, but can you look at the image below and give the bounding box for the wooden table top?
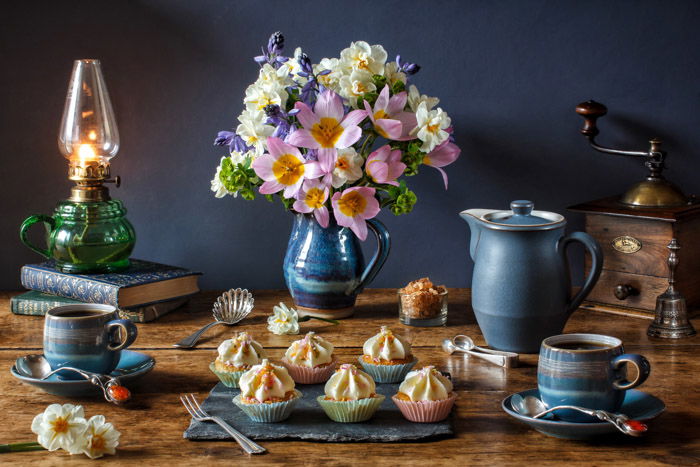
[1,289,698,466]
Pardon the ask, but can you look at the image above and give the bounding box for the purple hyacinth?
[254,31,289,68]
[213,131,250,153]
[264,104,297,140]
[396,55,420,75]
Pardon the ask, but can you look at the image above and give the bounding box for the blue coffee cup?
[537,333,650,422]
[44,304,138,379]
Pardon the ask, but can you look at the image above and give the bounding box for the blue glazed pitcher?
[284,213,390,319]
[460,200,603,353]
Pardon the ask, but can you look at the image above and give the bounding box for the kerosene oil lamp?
[19,59,135,273]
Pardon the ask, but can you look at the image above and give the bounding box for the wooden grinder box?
[569,196,700,317]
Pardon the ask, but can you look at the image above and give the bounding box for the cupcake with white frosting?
[209,332,266,388]
[232,359,302,422]
[358,326,417,383]
[282,332,338,384]
[392,366,457,422]
[317,363,385,422]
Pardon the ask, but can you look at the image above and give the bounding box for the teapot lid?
[483,200,563,227]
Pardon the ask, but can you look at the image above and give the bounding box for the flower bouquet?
[211,31,460,240]
[210,32,460,317]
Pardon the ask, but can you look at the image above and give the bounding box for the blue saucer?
[11,350,155,398]
[502,388,665,440]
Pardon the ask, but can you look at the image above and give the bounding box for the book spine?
[10,299,52,316]
[20,266,120,307]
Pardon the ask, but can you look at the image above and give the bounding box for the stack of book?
[12,259,201,323]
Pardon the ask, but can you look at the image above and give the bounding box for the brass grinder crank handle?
[575,100,665,161]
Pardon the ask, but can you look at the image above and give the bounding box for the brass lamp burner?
[575,100,689,207]
[68,159,120,203]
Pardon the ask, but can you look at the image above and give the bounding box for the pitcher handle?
[19,214,56,259]
[558,231,603,313]
[352,219,391,295]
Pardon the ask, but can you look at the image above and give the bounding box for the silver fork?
[180,394,266,454]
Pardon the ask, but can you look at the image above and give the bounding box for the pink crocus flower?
[287,89,367,174]
[424,138,461,189]
[251,137,321,198]
[331,186,380,241]
[363,85,417,141]
[293,179,330,228]
[365,145,406,186]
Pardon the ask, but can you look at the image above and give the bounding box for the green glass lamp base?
[20,198,136,275]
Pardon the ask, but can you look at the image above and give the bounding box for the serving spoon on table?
[15,355,131,405]
[510,393,647,436]
[442,335,519,368]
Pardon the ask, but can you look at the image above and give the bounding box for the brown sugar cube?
[399,277,446,319]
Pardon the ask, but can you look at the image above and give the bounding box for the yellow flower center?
[272,154,305,186]
[90,434,106,451]
[51,417,69,436]
[304,188,326,209]
[335,157,350,171]
[427,122,440,134]
[337,191,367,217]
[310,117,344,148]
[357,58,370,70]
[373,110,388,120]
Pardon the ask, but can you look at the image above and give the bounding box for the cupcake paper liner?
[281,357,338,384]
[391,393,457,423]
[358,356,418,383]
[232,390,302,423]
[317,394,386,423]
[209,362,246,388]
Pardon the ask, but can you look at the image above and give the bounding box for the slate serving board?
[183,382,454,442]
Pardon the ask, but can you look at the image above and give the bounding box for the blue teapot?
[461,200,603,353]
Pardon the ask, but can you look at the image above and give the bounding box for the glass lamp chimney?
[58,59,119,182]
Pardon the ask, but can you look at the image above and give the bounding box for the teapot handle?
[19,214,56,259]
[558,231,603,313]
[351,219,391,295]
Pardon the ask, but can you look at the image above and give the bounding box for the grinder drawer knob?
[614,284,637,300]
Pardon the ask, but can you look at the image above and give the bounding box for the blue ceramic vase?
[283,213,390,319]
[461,200,604,353]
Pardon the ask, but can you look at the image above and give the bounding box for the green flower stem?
[0,442,45,453]
[298,316,340,325]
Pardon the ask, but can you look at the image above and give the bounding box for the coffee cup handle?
[106,319,138,351]
[612,353,651,390]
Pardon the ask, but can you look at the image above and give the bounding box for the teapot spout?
[460,209,491,261]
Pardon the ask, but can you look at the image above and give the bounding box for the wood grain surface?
[0,290,698,466]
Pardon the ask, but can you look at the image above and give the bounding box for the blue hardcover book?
[20,259,201,308]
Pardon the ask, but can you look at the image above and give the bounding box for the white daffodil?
[69,415,120,459]
[332,147,364,188]
[267,302,300,335]
[31,404,87,452]
[384,61,407,86]
[338,69,376,107]
[314,57,342,92]
[211,157,233,198]
[257,63,294,89]
[278,47,304,81]
[339,41,387,76]
[407,84,440,113]
[413,103,451,153]
[236,109,274,156]
[243,81,288,113]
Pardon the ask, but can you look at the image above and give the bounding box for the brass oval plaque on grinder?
[612,236,642,254]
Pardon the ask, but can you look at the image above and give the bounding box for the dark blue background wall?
[2,0,699,290]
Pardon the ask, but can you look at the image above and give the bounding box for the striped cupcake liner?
[317,394,386,423]
[232,390,302,423]
[357,357,418,383]
[208,362,246,388]
[281,357,338,384]
[391,393,457,423]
